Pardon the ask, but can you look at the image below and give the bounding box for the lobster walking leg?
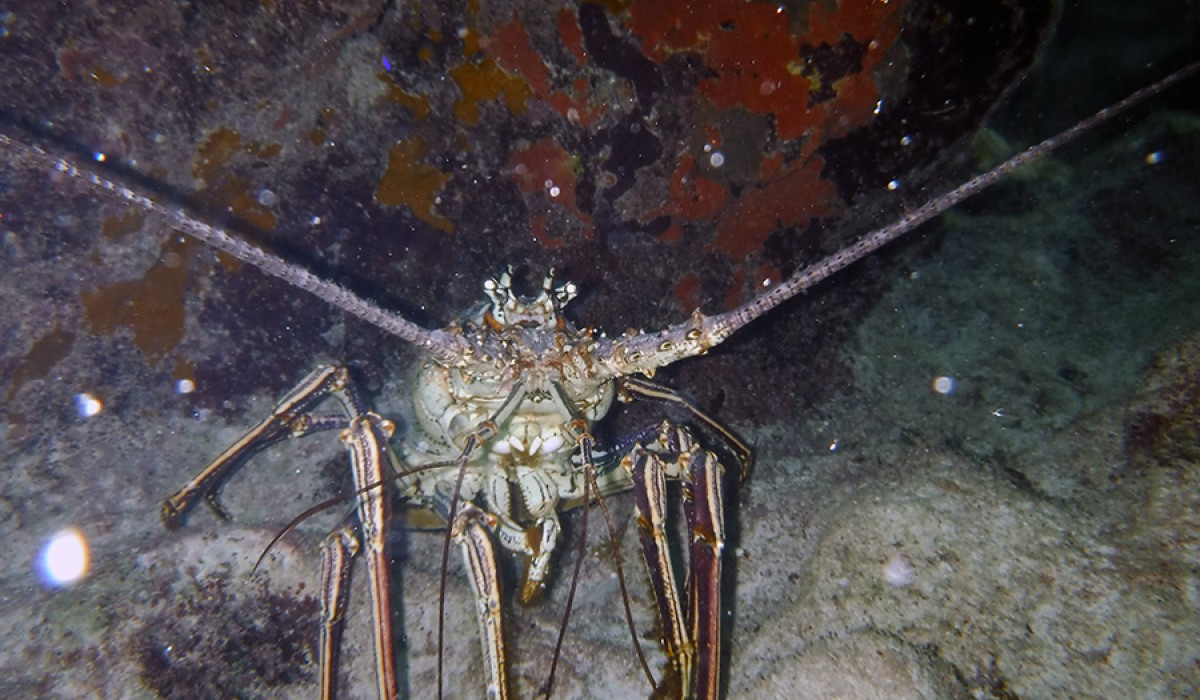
[339,413,399,700]
[160,365,360,527]
[160,366,404,700]
[453,504,507,700]
[625,423,729,699]
[684,447,726,699]
[318,525,358,700]
[628,442,694,697]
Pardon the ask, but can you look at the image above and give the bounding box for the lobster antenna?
[0,124,465,363]
[599,59,1200,368]
[704,59,1200,341]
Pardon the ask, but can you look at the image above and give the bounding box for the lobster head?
[482,266,578,331]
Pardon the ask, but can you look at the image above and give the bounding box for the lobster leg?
[161,366,405,700]
[683,446,726,699]
[318,524,359,700]
[627,442,694,697]
[338,413,399,700]
[625,423,727,699]
[452,504,508,700]
[161,365,360,528]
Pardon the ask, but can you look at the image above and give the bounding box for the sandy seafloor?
[2,6,1200,700]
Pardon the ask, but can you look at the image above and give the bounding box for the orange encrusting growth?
[193,127,280,232]
[375,137,454,233]
[81,236,195,361]
[450,54,533,126]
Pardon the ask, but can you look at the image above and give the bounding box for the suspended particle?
[38,527,90,587]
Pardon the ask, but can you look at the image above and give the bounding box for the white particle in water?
[74,393,103,418]
[38,528,90,587]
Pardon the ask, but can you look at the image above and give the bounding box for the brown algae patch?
[81,236,194,362]
[375,136,453,233]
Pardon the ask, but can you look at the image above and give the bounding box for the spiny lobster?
[2,45,1196,700]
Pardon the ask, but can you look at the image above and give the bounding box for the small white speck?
[900,135,912,146]
[548,185,560,198]
[709,152,725,168]
[1145,151,1163,165]
[932,376,955,395]
[176,379,195,394]
[883,552,915,587]
[93,152,106,162]
[310,215,322,225]
[829,439,839,452]
[257,189,276,207]
[873,99,883,115]
[887,179,899,191]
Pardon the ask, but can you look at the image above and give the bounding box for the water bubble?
[38,528,89,587]
[75,393,103,418]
